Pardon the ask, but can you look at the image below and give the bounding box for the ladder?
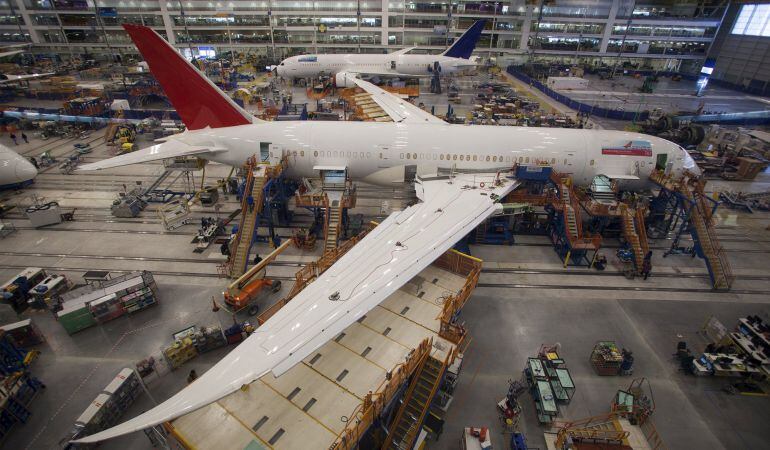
[682,185,733,289]
[381,355,445,450]
[324,201,343,253]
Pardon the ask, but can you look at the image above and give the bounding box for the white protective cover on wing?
[74,171,517,443]
[77,137,224,171]
[351,77,446,125]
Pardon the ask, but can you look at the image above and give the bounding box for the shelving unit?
[0,373,44,443]
[163,337,198,369]
[66,368,144,442]
[0,320,44,348]
[56,272,159,335]
[524,348,576,424]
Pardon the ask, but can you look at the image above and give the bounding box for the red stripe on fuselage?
[602,148,652,157]
[123,24,251,130]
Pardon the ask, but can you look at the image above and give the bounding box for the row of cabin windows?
[289,150,580,166]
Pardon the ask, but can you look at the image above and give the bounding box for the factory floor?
[0,82,769,450]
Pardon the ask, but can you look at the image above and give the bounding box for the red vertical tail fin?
[123,24,255,130]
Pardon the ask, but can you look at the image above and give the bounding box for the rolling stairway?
[229,162,267,278]
[144,170,171,194]
[620,205,649,273]
[381,355,445,450]
[324,201,343,253]
[681,181,733,289]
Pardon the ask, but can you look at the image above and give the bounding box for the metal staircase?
[324,201,343,253]
[229,158,267,278]
[381,354,445,450]
[682,183,733,290]
[620,205,649,273]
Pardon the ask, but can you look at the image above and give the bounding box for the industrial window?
[460,155,464,161]
[252,416,269,432]
[406,153,411,159]
[302,398,317,412]
[383,326,392,336]
[268,429,285,445]
[336,369,349,381]
[400,306,410,315]
[732,4,770,36]
[440,154,444,160]
[335,332,346,342]
[309,353,322,364]
[287,387,301,401]
[361,346,372,357]
[590,159,595,166]
[314,151,318,157]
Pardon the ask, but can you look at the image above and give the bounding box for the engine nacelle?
[334,72,357,88]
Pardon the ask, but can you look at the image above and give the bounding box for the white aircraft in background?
[0,144,37,189]
[275,20,486,87]
[74,24,699,444]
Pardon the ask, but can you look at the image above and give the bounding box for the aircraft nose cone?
[15,158,37,183]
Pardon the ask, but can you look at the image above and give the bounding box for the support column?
[159,1,176,45]
[519,3,532,51]
[12,0,38,44]
[599,0,620,53]
[381,0,389,46]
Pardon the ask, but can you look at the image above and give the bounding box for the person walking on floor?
[21,133,28,144]
[641,251,653,280]
[9,133,17,145]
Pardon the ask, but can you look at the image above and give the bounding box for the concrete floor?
[0,74,769,450]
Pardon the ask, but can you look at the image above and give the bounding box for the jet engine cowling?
[334,72,357,88]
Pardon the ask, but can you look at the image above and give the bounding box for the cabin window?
[465,154,469,161]
[292,151,297,156]
[519,157,524,163]
[460,155,464,161]
[361,152,366,158]
[412,153,417,160]
[551,158,556,165]
[406,153,411,159]
[333,151,338,157]
[525,157,530,163]
[473,155,477,161]
[314,151,318,157]
[320,151,325,157]
[452,154,457,161]
[433,154,437,160]
[486,155,490,162]
[590,159,595,166]
[440,154,444,160]
[352,152,357,159]
[419,153,424,159]
[505,156,510,162]
[346,151,351,157]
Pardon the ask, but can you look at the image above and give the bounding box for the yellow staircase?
[550,171,601,251]
[620,205,649,273]
[229,162,267,278]
[324,201,343,254]
[681,182,733,290]
[381,354,445,450]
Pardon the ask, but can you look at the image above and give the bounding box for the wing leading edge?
[74,171,518,444]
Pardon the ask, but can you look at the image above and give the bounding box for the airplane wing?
[77,138,225,171]
[73,171,518,443]
[351,77,446,124]
[0,50,23,59]
[388,46,417,56]
[0,72,54,84]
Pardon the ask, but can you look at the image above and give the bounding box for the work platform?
[165,249,478,450]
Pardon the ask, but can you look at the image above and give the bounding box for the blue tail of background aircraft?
[442,20,486,59]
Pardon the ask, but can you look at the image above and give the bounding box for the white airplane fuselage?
[176,121,697,189]
[0,144,37,188]
[275,53,476,79]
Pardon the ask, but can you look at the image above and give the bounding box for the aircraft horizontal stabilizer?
[78,139,224,171]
